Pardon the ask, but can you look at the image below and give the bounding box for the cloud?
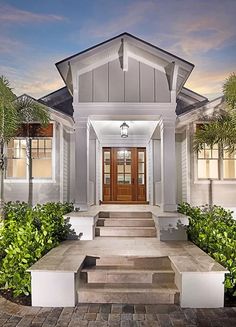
[78,0,156,40]
[186,66,234,100]
[166,3,236,56]
[0,3,64,25]
[0,54,65,98]
[0,35,23,54]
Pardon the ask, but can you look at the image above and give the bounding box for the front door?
[102,147,147,203]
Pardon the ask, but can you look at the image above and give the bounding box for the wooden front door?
[102,147,147,203]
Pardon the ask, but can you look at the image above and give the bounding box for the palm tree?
[193,73,236,154]
[15,95,50,206]
[0,76,19,215]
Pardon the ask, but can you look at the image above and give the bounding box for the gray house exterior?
[4,33,236,211]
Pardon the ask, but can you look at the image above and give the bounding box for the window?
[31,139,52,178]
[197,143,236,180]
[7,139,27,178]
[6,123,53,179]
[223,149,236,179]
[197,144,219,179]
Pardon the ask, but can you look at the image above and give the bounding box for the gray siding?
[79,71,92,102]
[176,139,182,204]
[181,135,187,202]
[124,58,139,102]
[140,62,154,102]
[79,58,170,103]
[93,64,108,102]
[109,59,124,101]
[63,129,70,202]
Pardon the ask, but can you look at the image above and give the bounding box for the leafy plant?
[178,202,236,296]
[0,201,74,297]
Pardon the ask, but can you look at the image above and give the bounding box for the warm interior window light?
[197,144,219,179]
[223,149,236,179]
[6,138,52,179]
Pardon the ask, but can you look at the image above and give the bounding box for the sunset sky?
[1,0,235,100]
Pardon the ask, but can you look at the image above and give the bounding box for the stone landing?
[29,237,228,308]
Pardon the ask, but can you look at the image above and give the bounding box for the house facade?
[4,33,236,211]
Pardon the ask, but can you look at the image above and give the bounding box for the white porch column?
[74,119,90,210]
[160,118,177,212]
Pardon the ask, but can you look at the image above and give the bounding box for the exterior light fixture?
[120,121,129,138]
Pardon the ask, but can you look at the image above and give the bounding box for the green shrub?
[0,201,74,297]
[178,202,236,296]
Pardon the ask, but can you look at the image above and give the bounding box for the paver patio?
[0,296,236,327]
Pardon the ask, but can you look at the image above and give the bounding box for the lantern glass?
[120,122,129,138]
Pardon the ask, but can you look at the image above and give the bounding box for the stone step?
[95,256,172,269]
[81,266,175,284]
[97,218,155,227]
[78,282,179,304]
[99,211,152,219]
[95,226,156,237]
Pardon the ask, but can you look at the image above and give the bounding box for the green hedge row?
[0,201,74,297]
[178,203,236,295]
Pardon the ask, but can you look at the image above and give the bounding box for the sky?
[0,0,236,100]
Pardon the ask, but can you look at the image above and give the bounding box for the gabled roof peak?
[56,32,194,68]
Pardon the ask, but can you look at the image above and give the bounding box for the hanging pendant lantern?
[120,121,129,138]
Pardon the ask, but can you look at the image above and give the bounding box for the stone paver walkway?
[0,297,236,327]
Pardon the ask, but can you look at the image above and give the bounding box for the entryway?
[102,147,147,203]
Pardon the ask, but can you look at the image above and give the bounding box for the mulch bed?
[0,289,31,306]
[225,294,236,307]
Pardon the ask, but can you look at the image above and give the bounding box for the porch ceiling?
[91,120,158,142]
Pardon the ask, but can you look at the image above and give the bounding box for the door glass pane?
[138,174,145,185]
[125,174,131,184]
[117,174,124,184]
[118,164,124,173]
[104,174,110,184]
[138,162,144,173]
[125,162,131,173]
[104,164,110,173]
[117,150,125,159]
[138,152,145,162]
[125,150,131,159]
[104,151,110,161]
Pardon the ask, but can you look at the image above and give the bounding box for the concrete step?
[99,211,152,219]
[95,226,157,237]
[95,256,172,269]
[81,266,175,284]
[78,282,179,304]
[97,218,155,227]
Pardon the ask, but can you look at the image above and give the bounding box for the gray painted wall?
[89,139,96,205]
[79,58,170,103]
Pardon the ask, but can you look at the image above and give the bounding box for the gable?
[56,33,194,99]
[79,57,170,103]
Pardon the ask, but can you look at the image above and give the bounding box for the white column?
[160,118,177,212]
[74,119,90,210]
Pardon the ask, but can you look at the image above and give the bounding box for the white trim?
[194,180,236,185]
[59,123,64,202]
[4,179,56,184]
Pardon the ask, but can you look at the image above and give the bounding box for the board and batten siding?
[62,129,70,202]
[181,135,188,203]
[79,58,170,103]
